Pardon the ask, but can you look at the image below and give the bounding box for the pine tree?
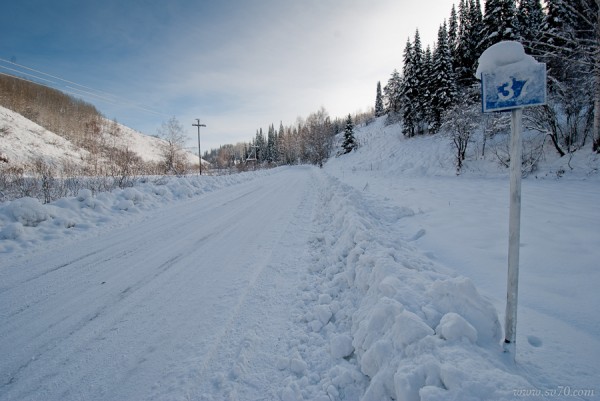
[375,81,385,117]
[401,30,425,136]
[516,0,544,55]
[383,70,402,115]
[277,121,285,164]
[431,22,457,132]
[480,0,518,51]
[341,114,357,154]
[448,5,459,67]
[401,38,417,137]
[255,128,266,163]
[421,46,435,131]
[267,124,276,163]
[455,0,483,87]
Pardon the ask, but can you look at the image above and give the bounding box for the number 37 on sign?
[480,63,546,113]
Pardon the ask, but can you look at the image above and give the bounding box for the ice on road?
[0,167,317,400]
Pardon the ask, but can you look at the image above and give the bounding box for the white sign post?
[477,41,546,360]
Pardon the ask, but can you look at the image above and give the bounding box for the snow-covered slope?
[0,106,88,166]
[0,105,199,167]
[109,119,200,165]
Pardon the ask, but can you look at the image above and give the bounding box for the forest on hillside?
[380,0,598,169]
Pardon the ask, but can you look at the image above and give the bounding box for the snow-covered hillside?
[0,106,88,166]
[0,116,598,400]
[0,105,199,167]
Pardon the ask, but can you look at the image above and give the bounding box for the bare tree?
[441,97,480,173]
[157,117,188,175]
[304,107,333,167]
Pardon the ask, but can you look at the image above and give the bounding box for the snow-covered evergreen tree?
[455,0,483,87]
[341,114,357,154]
[400,38,417,137]
[375,81,385,117]
[448,5,459,64]
[401,31,424,136]
[480,0,518,51]
[267,124,276,163]
[255,128,266,163]
[383,70,402,115]
[431,22,457,132]
[421,46,435,131]
[516,0,544,55]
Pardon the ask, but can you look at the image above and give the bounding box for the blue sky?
[1,0,456,151]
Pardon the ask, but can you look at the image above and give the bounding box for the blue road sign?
[481,63,546,112]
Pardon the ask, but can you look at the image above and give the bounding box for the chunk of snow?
[76,189,93,202]
[426,277,501,345]
[330,334,354,359]
[314,304,332,325]
[7,197,50,227]
[475,40,538,79]
[117,199,135,211]
[436,312,478,343]
[0,222,25,240]
[290,357,308,375]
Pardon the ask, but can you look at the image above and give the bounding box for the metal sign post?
[479,54,546,360]
[505,107,523,356]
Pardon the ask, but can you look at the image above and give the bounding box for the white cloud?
[81,0,459,151]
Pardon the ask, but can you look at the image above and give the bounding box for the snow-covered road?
[2,162,597,400]
[0,167,317,400]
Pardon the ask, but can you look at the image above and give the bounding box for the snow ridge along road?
[0,167,319,400]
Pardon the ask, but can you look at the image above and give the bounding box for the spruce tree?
[431,22,457,132]
[383,70,402,115]
[448,5,459,67]
[516,0,544,55]
[341,114,357,154]
[421,46,435,131]
[255,128,266,163]
[480,0,518,51]
[455,0,482,87]
[403,30,425,135]
[401,38,417,137]
[375,81,385,117]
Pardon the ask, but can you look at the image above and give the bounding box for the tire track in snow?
[0,167,317,401]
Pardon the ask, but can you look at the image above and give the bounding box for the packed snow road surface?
[0,167,317,400]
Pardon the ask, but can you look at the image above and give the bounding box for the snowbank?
[0,169,277,255]
[279,172,531,400]
[319,116,599,399]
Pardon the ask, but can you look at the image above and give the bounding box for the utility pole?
[192,119,206,175]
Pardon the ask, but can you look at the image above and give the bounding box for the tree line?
[202,108,373,171]
[378,0,599,164]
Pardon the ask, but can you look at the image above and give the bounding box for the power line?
[0,58,169,118]
[0,57,117,100]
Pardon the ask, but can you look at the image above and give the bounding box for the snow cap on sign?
[475,41,538,79]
